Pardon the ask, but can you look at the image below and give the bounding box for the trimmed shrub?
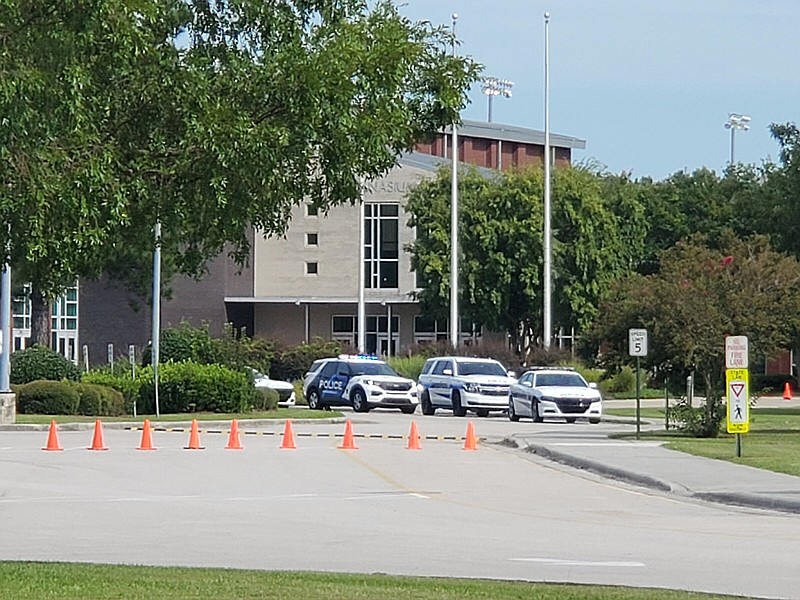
[253,387,279,411]
[11,345,81,385]
[270,338,341,381]
[82,371,141,414]
[75,383,126,417]
[16,380,80,414]
[293,380,306,406]
[387,355,426,381]
[141,322,275,375]
[138,361,252,414]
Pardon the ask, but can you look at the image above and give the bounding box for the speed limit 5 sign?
[629,328,648,357]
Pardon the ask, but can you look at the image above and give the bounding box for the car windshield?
[535,373,587,387]
[348,362,398,377]
[457,361,508,377]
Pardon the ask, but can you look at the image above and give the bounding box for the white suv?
[304,355,418,414]
[417,356,516,417]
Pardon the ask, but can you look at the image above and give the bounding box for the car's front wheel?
[452,391,467,417]
[307,388,322,410]
[401,405,417,415]
[589,418,601,424]
[565,417,577,424]
[532,398,543,423]
[508,396,520,422]
[421,390,435,416]
[476,408,489,418]
[352,388,370,413]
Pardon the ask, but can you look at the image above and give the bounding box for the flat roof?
[456,119,586,150]
[225,296,418,304]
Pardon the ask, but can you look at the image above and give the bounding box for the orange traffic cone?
[463,421,478,451]
[225,419,243,450]
[280,419,297,450]
[338,419,358,450]
[783,382,793,401]
[88,419,109,451]
[42,420,63,452]
[137,419,156,451]
[406,420,422,450]
[184,419,204,450]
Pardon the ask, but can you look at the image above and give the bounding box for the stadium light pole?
[725,113,750,164]
[449,12,459,350]
[542,11,552,350]
[481,77,514,123]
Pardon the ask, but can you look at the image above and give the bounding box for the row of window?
[303,202,400,288]
[329,314,479,355]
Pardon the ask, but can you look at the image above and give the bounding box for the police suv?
[304,355,419,414]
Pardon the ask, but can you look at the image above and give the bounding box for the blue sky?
[394,1,800,180]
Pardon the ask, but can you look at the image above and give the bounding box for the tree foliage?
[1,0,480,341]
[587,233,800,412]
[407,164,643,353]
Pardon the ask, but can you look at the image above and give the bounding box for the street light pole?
[449,12,459,350]
[481,77,514,123]
[725,113,750,164]
[151,221,161,418]
[542,11,552,350]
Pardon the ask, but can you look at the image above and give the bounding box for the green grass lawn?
[608,407,800,477]
[0,563,740,600]
[14,407,342,425]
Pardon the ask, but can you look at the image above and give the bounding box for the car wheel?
[452,391,467,417]
[476,408,489,418]
[565,417,577,424]
[532,398,544,423]
[307,388,322,410]
[421,391,435,416]
[352,388,370,413]
[401,405,417,415]
[508,396,520,422]
[589,418,601,424]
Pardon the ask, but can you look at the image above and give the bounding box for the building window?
[306,262,318,275]
[331,314,399,355]
[12,283,79,361]
[364,203,399,289]
[414,316,479,346]
[305,203,318,218]
[306,232,318,247]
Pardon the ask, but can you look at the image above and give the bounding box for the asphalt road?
[1,410,798,599]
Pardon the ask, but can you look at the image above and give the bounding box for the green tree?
[588,233,800,435]
[407,164,643,355]
[0,0,480,344]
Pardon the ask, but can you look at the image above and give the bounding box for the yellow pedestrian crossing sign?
[726,368,749,434]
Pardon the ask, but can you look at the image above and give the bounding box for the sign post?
[629,329,648,440]
[725,336,749,457]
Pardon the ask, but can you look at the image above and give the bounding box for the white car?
[417,356,517,417]
[508,367,601,423]
[249,368,296,408]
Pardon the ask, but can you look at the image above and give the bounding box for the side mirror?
[589,382,598,389]
[525,380,533,387]
[507,370,516,378]
[443,368,453,376]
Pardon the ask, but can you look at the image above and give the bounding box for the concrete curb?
[694,492,800,515]
[523,442,673,493]
[508,437,800,515]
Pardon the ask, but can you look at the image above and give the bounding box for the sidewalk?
[509,417,800,515]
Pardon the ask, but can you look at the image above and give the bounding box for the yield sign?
[726,368,750,433]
